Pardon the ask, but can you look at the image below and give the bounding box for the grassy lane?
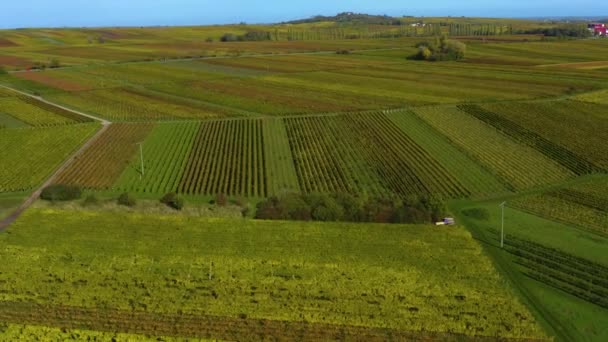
[263,118,300,195]
[452,193,608,342]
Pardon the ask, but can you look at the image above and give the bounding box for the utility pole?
[137,142,144,179]
[499,201,506,248]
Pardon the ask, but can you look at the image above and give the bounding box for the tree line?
[255,192,446,224]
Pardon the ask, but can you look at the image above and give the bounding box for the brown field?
[0,38,18,47]
[54,123,154,189]
[15,71,92,91]
[0,55,31,68]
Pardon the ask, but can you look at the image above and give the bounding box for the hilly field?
[1,22,607,341]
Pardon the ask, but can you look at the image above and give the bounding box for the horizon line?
[1,14,606,31]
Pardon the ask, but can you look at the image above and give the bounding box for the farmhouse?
[589,23,607,36]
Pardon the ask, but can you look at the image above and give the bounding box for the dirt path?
[0,87,111,230]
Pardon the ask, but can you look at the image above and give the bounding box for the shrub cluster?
[412,35,466,61]
[40,185,82,201]
[161,192,185,210]
[117,192,136,207]
[255,193,445,224]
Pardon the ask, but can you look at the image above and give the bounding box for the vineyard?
[115,122,200,194]
[503,235,608,309]
[0,208,547,339]
[54,123,153,189]
[386,110,507,198]
[178,119,267,197]
[0,124,98,192]
[2,24,608,341]
[285,112,471,199]
[262,118,300,195]
[510,177,608,236]
[479,100,608,170]
[413,106,575,190]
[0,93,92,127]
[48,88,234,122]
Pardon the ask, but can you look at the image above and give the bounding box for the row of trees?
[448,24,514,36]
[220,30,272,42]
[255,192,446,224]
[520,24,592,38]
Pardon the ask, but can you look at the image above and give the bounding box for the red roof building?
[589,23,607,36]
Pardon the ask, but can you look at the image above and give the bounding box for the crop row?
[0,124,99,192]
[550,189,608,212]
[386,110,507,198]
[178,119,267,197]
[413,106,574,190]
[284,112,469,199]
[114,122,199,194]
[0,95,90,127]
[48,87,231,122]
[503,236,608,308]
[285,116,361,194]
[458,104,600,175]
[481,100,608,170]
[0,300,466,341]
[511,193,608,236]
[54,123,154,189]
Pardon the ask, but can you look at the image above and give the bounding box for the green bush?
[117,193,136,207]
[82,194,99,207]
[308,194,344,221]
[161,192,185,210]
[40,185,82,202]
[215,193,228,206]
[49,58,61,68]
[220,33,239,42]
[281,193,312,221]
[462,208,490,221]
[255,196,289,220]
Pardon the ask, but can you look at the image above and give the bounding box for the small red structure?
[589,23,607,36]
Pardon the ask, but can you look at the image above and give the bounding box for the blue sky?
[1,0,607,29]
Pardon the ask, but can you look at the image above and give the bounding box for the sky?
[1,0,607,29]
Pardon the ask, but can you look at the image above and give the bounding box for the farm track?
[0,84,111,230]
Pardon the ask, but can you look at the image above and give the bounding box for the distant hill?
[284,12,402,25]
